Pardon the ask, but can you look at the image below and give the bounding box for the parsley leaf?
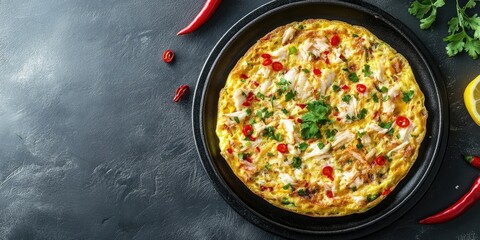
[379,121,393,129]
[332,84,340,92]
[233,116,240,123]
[317,142,325,149]
[263,127,282,141]
[348,72,359,83]
[325,129,337,141]
[358,108,368,119]
[408,0,445,30]
[285,90,297,101]
[298,142,308,151]
[302,69,310,74]
[402,90,415,103]
[373,93,379,103]
[291,157,302,169]
[300,100,331,140]
[289,46,298,54]
[362,64,372,77]
[342,95,352,103]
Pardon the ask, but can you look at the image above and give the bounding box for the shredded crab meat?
[374,60,387,82]
[320,70,335,95]
[284,68,298,88]
[367,122,389,134]
[224,111,247,122]
[295,72,312,100]
[233,89,246,111]
[332,130,355,148]
[387,141,409,156]
[350,151,367,164]
[398,122,416,142]
[259,80,272,95]
[280,119,295,144]
[270,46,288,61]
[282,27,296,45]
[365,148,377,160]
[303,143,331,159]
[278,173,294,185]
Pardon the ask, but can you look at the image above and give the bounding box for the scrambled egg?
[216,19,427,217]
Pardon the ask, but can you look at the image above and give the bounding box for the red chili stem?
[173,85,190,102]
[177,0,222,35]
[464,155,480,169]
[419,176,480,224]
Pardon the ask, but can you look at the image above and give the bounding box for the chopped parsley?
[249,118,256,125]
[379,121,393,129]
[380,86,388,93]
[317,142,325,149]
[373,93,379,103]
[351,186,357,192]
[267,152,275,157]
[302,69,310,74]
[291,157,302,169]
[297,189,307,196]
[256,108,273,120]
[332,84,340,92]
[233,116,240,123]
[265,163,271,170]
[298,142,308,151]
[263,127,282,141]
[402,90,414,103]
[325,129,337,141]
[357,131,366,138]
[358,108,367,119]
[356,142,364,149]
[257,92,265,100]
[300,100,331,140]
[366,193,381,202]
[281,108,289,115]
[283,183,292,190]
[342,95,352,103]
[285,90,297,101]
[297,24,305,30]
[348,72,359,83]
[246,109,252,116]
[362,64,372,77]
[289,46,298,55]
[352,33,359,38]
[281,197,294,206]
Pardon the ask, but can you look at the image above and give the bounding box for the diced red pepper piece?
[277,143,288,154]
[330,35,341,47]
[272,61,283,71]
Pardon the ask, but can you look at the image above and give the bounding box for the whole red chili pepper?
[464,155,480,169]
[173,85,189,102]
[177,0,222,35]
[419,176,480,224]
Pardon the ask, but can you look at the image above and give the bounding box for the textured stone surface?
[0,0,478,239]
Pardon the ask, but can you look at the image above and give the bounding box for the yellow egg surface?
[216,19,427,217]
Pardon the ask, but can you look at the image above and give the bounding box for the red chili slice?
[277,143,288,154]
[249,135,256,141]
[313,68,322,76]
[240,74,249,79]
[242,125,253,136]
[330,35,341,47]
[322,166,334,180]
[253,81,259,87]
[356,84,367,93]
[296,118,303,123]
[245,156,252,163]
[173,85,189,102]
[227,148,233,154]
[296,104,306,109]
[262,58,272,66]
[272,61,283,71]
[326,190,334,198]
[375,156,387,166]
[246,92,255,102]
[162,50,174,63]
[261,53,271,59]
[255,147,260,152]
[341,85,350,91]
[382,188,391,196]
[395,116,410,128]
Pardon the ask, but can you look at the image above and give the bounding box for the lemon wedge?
[464,75,480,126]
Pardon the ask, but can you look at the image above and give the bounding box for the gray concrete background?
[0,0,479,239]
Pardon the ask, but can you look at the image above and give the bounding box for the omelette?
[215,19,427,217]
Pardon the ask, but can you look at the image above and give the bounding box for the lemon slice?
[464,75,480,126]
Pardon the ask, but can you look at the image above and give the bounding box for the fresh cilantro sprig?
[409,0,480,59]
[300,100,330,140]
[444,0,480,59]
[408,0,445,30]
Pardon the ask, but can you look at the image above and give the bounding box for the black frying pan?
[192,0,449,238]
